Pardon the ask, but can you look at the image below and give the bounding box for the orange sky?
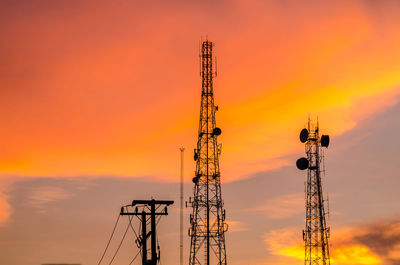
[1,1,400,265]
[1,1,400,182]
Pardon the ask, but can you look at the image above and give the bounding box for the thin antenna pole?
[180,147,185,265]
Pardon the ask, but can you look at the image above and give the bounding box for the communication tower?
[188,40,227,265]
[296,119,331,265]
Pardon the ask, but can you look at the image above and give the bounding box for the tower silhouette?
[188,40,227,265]
[120,200,174,265]
[297,119,331,265]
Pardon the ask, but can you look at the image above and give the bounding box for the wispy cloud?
[0,179,15,227]
[1,1,400,182]
[247,193,304,219]
[225,220,248,232]
[28,186,72,213]
[0,191,12,227]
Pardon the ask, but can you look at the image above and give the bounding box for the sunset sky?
[1,0,400,265]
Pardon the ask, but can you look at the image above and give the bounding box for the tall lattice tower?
[296,119,331,265]
[188,40,227,265]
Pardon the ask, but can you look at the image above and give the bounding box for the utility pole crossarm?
[132,200,174,206]
[119,199,174,265]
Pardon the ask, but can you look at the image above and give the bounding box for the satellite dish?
[213,127,222,136]
[321,135,330,148]
[300,129,309,143]
[192,176,199,183]
[296,157,309,170]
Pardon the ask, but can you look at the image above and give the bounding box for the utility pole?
[188,40,227,265]
[296,119,331,265]
[120,200,174,265]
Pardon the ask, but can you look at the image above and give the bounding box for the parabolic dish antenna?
[213,127,222,136]
[296,157,309,170]
[321,135,330,148]
[300,128,309,143]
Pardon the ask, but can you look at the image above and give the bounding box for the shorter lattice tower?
[296,119,331,265]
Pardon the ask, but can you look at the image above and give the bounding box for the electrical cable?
[108,217,131,265]
[97,214,121,265]
[128,249,141,265]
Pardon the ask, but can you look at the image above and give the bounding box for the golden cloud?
[263,218,400,265]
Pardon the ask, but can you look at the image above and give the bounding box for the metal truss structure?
[188,40,227,265]
[297,119,331,265]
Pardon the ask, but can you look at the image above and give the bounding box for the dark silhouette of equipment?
[120,199,174,265]
[188,40,227,265]
[297,119,331,265]
[296,157,309,170]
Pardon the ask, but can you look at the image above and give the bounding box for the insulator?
[120,207,124,214]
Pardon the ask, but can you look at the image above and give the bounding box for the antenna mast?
[188,40,227,265]
[297,119,331,265]
[180,147,185,265]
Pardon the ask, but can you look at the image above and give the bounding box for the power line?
[97,214,121,265]
[108,217,132,265]
[128,249,141,265]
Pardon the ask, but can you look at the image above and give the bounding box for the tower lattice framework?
[188,40,227,265]
[301,120,331,265]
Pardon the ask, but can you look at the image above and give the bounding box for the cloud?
[263,219,400,265]
[0,192,12,227]
[28,186,72,213]
[247,193,304,219]
[351,219,400,265]
[0,1,400,182]
[225,220,248,232]
[0,179,15,227]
